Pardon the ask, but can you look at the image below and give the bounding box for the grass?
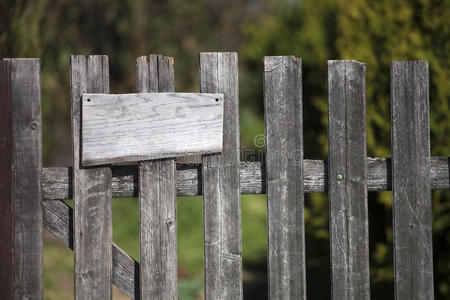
[44,194,268,299]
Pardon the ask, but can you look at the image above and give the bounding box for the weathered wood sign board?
[81,93,224,166]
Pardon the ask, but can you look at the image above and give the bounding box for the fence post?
[200,52,242,300]
[71,55,113,299]
[263,56,306,299]
[327,60,370,299]
[137,54,177,300]
[0,59,44,299]
[391,61,433,300]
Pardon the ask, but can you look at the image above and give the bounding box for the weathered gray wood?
[263,56,305,299]
[42,200,140,299]
[328,60,370,299]
[81,92,224,166]
[391,61,434,300]
[3,59,44,299]
[0,60,15,299]
[71,55,112,299]
[137,54,178,299]
[200,52,242,300]
[41,157,449,200]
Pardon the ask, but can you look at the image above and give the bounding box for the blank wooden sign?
[81,93,224,166]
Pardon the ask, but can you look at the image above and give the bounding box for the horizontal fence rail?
[42,158,449,200]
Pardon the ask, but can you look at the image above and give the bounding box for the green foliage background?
[1,0,448,299]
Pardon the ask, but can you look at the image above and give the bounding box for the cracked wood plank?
[264,56,306,299]
[71,55,113,299]
[200,52,242,300]
[328,60,370,299]
[137,54,177,300]
[391,61,434,300]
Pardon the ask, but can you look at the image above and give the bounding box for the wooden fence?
[0,53,448,300]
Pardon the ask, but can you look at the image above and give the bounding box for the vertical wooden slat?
[137,55,177,300]
[328,60,370,300]
[0,60,15,299]
[263,56,305,299]
[391,61,433,300]
[71,55,112,299]
[200,52,242,300]
[8,59,44,299]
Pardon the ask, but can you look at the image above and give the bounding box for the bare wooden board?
[391,61,434,299]
[137,54,178,300]
[71,55,113,299]
[81,92,224,166]
[201,52,243,300]
[4,58,44,299]
[264,56,306,299]
[328,60,370,299]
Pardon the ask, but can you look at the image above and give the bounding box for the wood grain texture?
[42,200,140,299]
[3,59,45,299]
[391,61,434,300]
[41,157,449,200]
[328,60,370,300]
[263,56,306,299]
[81,92,224,165]
[0,60,15,299]
[200,52,242,300]
[71,55,112,299]
[137,54,178,299]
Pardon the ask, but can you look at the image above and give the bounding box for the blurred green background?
[1,0,449,299]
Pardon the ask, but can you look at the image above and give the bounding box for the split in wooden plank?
[391,61,434,300]
[201,52,243,300]
[328,60,370,299]
[71,55,113,299]
[264,56,306,299]
[41,157,450,200]
[137,54,178,300]
[81,92,224,166]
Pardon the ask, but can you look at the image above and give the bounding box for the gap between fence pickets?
[42,157,449,200]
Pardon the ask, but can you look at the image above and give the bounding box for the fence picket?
[200,52,242,300]
[391,61,434,300]
[0,60,15,299]
[71,55,113,299]
[263,56,306,299]
[328,60,370,299]
[0,59,45,299]
[137,54,177,300]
